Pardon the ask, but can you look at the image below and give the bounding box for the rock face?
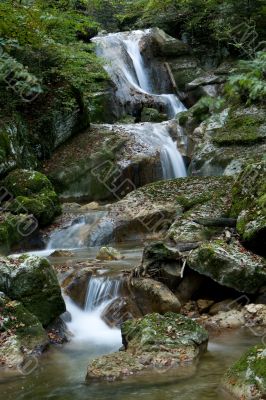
[43,124,162,200]
[128,278,181,315]
[188,240,266,294]
[0,255,66,327]
[86,312,208,381]
[230,161,266,256]
[189,106,266,176]
[223,345,266,400]
[85,176,234,246]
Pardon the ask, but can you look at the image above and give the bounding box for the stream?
[0,29,263,399]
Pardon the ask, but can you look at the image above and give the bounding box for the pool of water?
[0,328,262,400]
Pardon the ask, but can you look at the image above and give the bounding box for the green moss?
[224,345,266,398]
[212,114,266,146]
[3,169,53,197]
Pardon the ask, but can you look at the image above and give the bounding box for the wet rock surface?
[0,255,65,327]
[223,345,266,400]
[86,312,208,381]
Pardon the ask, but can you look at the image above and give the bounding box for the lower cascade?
[65,276,122,344]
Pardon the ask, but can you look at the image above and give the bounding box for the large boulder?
[0,294,48,371]
[0,255,66,326]
[189,106,266,176]
[84,176,234,246]
[2,169,61,227]
[223,345,266,400]
[43,124,163,200]
[149,28,190,57]
[188,239,266,294]
[230,161,266,256]
[86,312,208,381]
[128,277,181,315]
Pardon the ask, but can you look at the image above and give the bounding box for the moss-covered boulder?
[188,239,266,294]
[0,293,48,371]
[231,161,266,256]
[0,213,35,254]
[0,255,66,327]
[84,175,234,246]
[2,169,61,227]
[86,312,208,381]
[190,106,266,176]
[141,107,168,122]
[43,124,162,200]
[223,345,266,399]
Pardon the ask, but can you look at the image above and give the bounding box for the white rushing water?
[65,277,122,344]
[93,30,186,118]
[93,30,187,179]
[123,122,187,178]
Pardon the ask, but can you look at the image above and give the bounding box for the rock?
[197,299,215,314]
[79,202,100,211]
[243,304,266,327]
[96,246,122,261]
[85,176,234,246]
[149,28,190,57]
[209,299,241,316]
[186,74,226,90]
[50,250,74,258]
[0,255,66,327]
[101,297,142,328]
[188,239,266,294]
[128,278,181,315]
[86,313,208,381]
[141,107,168,122]
[190,106,266,176]
[204,310,245,331]
[43,124,162,200]
[223,345,266,399]
[2,169,61,227]
[62,267,93,307]
[168,56,204,95]
[230,161,266,256]
[0,213,36,255]
[0,293,48,371]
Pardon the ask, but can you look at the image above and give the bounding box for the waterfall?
[93,30,186,118]
[123,122,187,178]
[65,276,122,344]
[47,211,107,250]
[85,277,121,312]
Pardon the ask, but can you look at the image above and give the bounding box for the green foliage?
[225,52,266,104]
[0,0,107,115]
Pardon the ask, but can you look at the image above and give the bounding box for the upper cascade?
[92,30,186,118]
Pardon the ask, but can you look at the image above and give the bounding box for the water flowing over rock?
[65,276,122,345]
[92,30,186,119]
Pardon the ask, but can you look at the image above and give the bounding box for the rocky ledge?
[86,312,208,382]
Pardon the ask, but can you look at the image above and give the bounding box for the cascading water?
[93,30,187,179]
[65,276,122,344]
[93,30,186,118]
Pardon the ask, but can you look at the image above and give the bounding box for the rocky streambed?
[0,27,265,400]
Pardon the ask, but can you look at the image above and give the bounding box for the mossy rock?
[0,255,66,327]
[3,169,61,227]
[141,107,168,122]
[87,312,208,381]
[3,169,53,197]
[231,161,266,256]
[223,345,266,399]
[0,213,34,254]
[212,113,266,146]
[122,312,208,352]
[188,239,266,294]
[0,293,48,370]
